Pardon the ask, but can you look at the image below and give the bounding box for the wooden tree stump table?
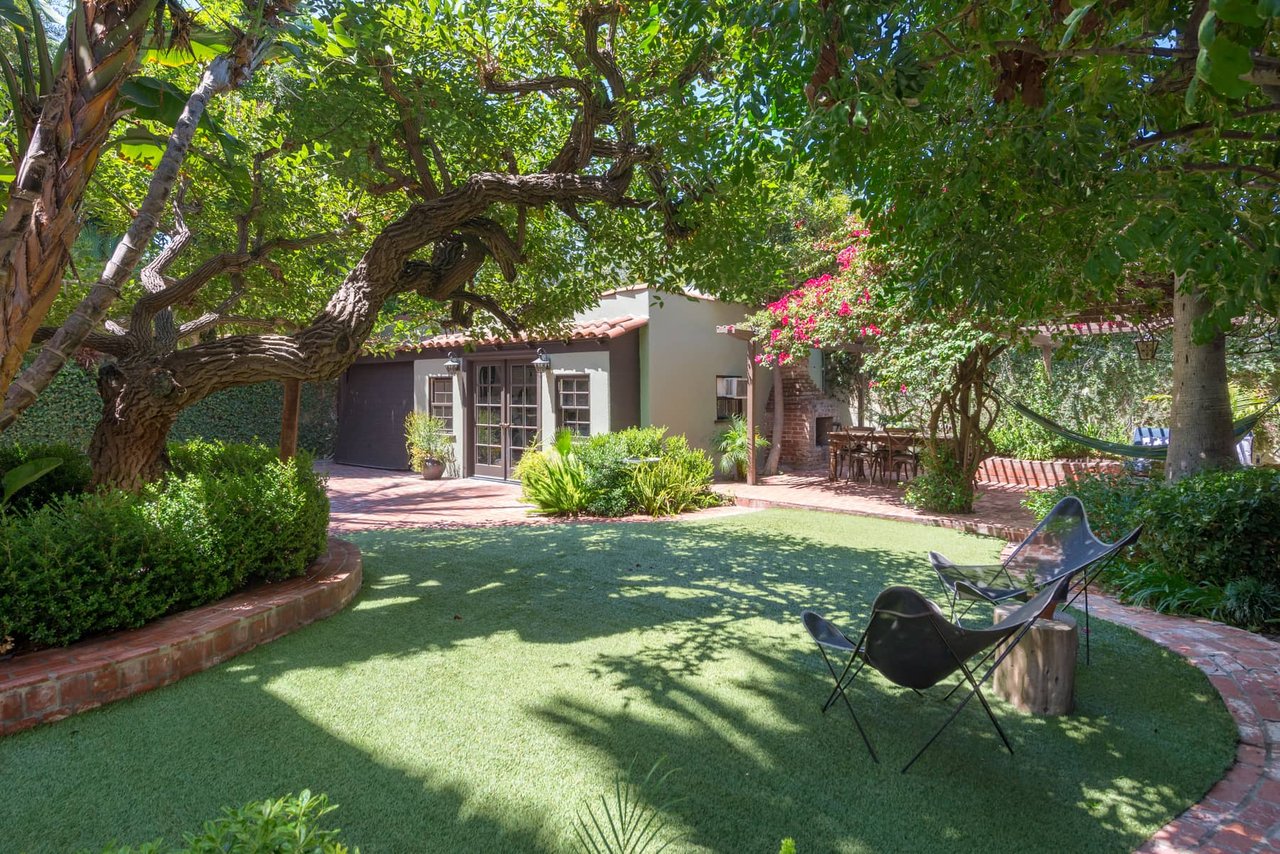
[990,605,1078,716]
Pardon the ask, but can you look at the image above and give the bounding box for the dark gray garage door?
[334,361,414,469]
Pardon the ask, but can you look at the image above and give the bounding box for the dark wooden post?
[280,378,301,460]
[746,340,757,485]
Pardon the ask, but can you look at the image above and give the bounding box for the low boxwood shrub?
[0,441,329,650]
[0,442,92,513]
[102,790,352,853]
[1024,467,1280,630]
[1138,468,1280,588]
[1022,470,1157,543]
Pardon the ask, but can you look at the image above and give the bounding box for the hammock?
[990,388,1280,460]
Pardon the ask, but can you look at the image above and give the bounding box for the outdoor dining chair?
[928,496,1142,662]
[802,576,1069,773]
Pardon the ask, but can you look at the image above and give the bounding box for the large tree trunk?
[0,1,164,401]
[920,343,1003,513]
[88,361,183,489]
[1166,279,1238,481]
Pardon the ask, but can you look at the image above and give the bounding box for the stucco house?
[332,287,773,478]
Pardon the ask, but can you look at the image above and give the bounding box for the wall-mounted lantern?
[531,348,551,373]
[444,351,461,375]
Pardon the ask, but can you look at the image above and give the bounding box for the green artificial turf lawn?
[0,510,1236,853]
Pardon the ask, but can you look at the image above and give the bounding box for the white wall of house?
[413,358,465,447]
[541,351,611,446]
[577,287,651,322]
[641,293,772,453]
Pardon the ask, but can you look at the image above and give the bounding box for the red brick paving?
[1085,596,1280,854]
[320,462,752,532]
[0,539,361,736]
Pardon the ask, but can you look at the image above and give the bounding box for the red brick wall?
[765,356,839,468]
[0,538,362,737]
[977,456,1126,489]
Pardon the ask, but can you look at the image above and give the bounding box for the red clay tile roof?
[405,315,647,351]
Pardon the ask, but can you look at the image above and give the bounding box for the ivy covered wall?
[1,363,337,456]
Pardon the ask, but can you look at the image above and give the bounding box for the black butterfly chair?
[929,495,1142,662]
[802,576,1068,773]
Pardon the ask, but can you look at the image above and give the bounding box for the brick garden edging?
[1085,595,1280,853]
[0,537,361,737]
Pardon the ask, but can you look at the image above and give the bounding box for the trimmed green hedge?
[0,440,330,650]
[1025,468,1280,629]
[1,363,336,456]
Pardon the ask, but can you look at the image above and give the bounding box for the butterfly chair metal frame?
[929,496,1142,663]
[802,577,1068,774]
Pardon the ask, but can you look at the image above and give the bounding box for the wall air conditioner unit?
[717,377,748,399]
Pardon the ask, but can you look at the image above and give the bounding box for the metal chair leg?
[814,644,878,763]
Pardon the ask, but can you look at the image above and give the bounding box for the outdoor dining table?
[827,428,920,482]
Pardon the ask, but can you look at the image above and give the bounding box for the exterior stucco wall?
[413,358,466,448]
[576,288,651,322]
[542,350,611,446]
[641,294,772,453]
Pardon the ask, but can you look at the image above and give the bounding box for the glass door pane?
[474,362,505,477]
[508,364,539,470]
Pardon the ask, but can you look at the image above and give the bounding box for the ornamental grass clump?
[517,427,717,517]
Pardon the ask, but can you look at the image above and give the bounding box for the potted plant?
[715,416,769,481]
[404,412,455,480]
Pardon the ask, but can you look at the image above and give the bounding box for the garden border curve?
[0,538,362,737]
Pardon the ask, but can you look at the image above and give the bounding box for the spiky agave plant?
[574,759,682,854]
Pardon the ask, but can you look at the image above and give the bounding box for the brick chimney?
[765,355,840,469]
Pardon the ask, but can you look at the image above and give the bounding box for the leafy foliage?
[574,760,681,854]
[714,416,768,481]
[903,449,972,514]
[516,429,593,516]
[403,412,454,473]
[732,2,1280,331]
[1139,468,1280,588]
[0,365,336,456]
[0,362,102,449]
[518,427,717,518]
[576,426,668,517]
[0,441,328,649]
[1025,467,1280,628]
[0,442,90,513]
[630,446,717,518]
[989,338,1173,460]
[102,790,352,854]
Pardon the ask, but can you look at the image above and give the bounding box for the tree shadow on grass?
[0,514,1235,853]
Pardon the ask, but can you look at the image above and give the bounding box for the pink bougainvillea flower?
[838,301,851,316]
[900,384,908,393]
